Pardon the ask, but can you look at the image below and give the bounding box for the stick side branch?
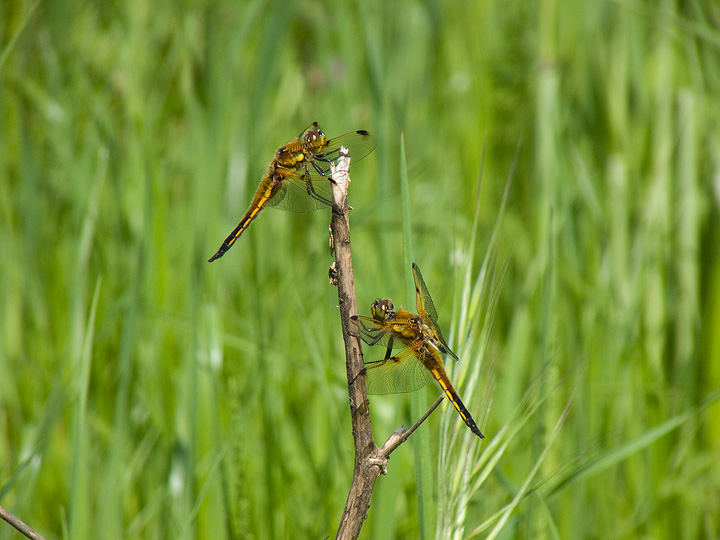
[0,505,47,540]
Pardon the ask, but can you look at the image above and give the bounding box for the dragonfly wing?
[279,124,375,181]
[412,263,439,323]
[412,263,458,360]
[311,130,377,169]
[265,174,332,212]
[431,329,458,361]
[364,347,436,395]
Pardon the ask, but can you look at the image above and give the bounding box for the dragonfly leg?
[350,369,365,386]
[363,331,386,347]
[363,334,389,348]
[363,358,390,370]
[353,358,384,385]
[351,317,387,347]
[302,173,333,206]
[311,143,351,165]
[383,337,395,360]
[310,160,333,176]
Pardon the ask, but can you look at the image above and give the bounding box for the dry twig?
[329,149,441,540]
[0,505,47,540]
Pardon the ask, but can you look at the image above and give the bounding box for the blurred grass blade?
[0,0,40,70]
[469,392,574,539]
[69,277,102,540]
[398,131,434,539]
[546,389,720,497]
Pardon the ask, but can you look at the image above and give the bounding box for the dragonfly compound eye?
[371,299,394,320]
[306,130,324,144]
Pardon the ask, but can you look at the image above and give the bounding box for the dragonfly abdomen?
[430,367,484,439]
[207,176,280,262]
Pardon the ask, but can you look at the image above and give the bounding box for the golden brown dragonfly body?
[208,122,375,262]
[353,263,483,438]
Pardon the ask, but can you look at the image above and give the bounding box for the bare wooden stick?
[0,505,47,540]
[330,149,381,540]
[330,149,442,539]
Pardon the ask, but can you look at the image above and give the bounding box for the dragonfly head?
[303,123,326,149]
[370,299,395,321]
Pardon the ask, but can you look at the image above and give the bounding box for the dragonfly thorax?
[415,319,433,340]
[272,146,304,172]
[413,318,443,354]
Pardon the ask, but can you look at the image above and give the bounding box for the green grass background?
[2,0,720,538]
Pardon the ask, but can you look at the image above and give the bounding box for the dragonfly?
[208,122,376,262]
[352,263,484,438]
